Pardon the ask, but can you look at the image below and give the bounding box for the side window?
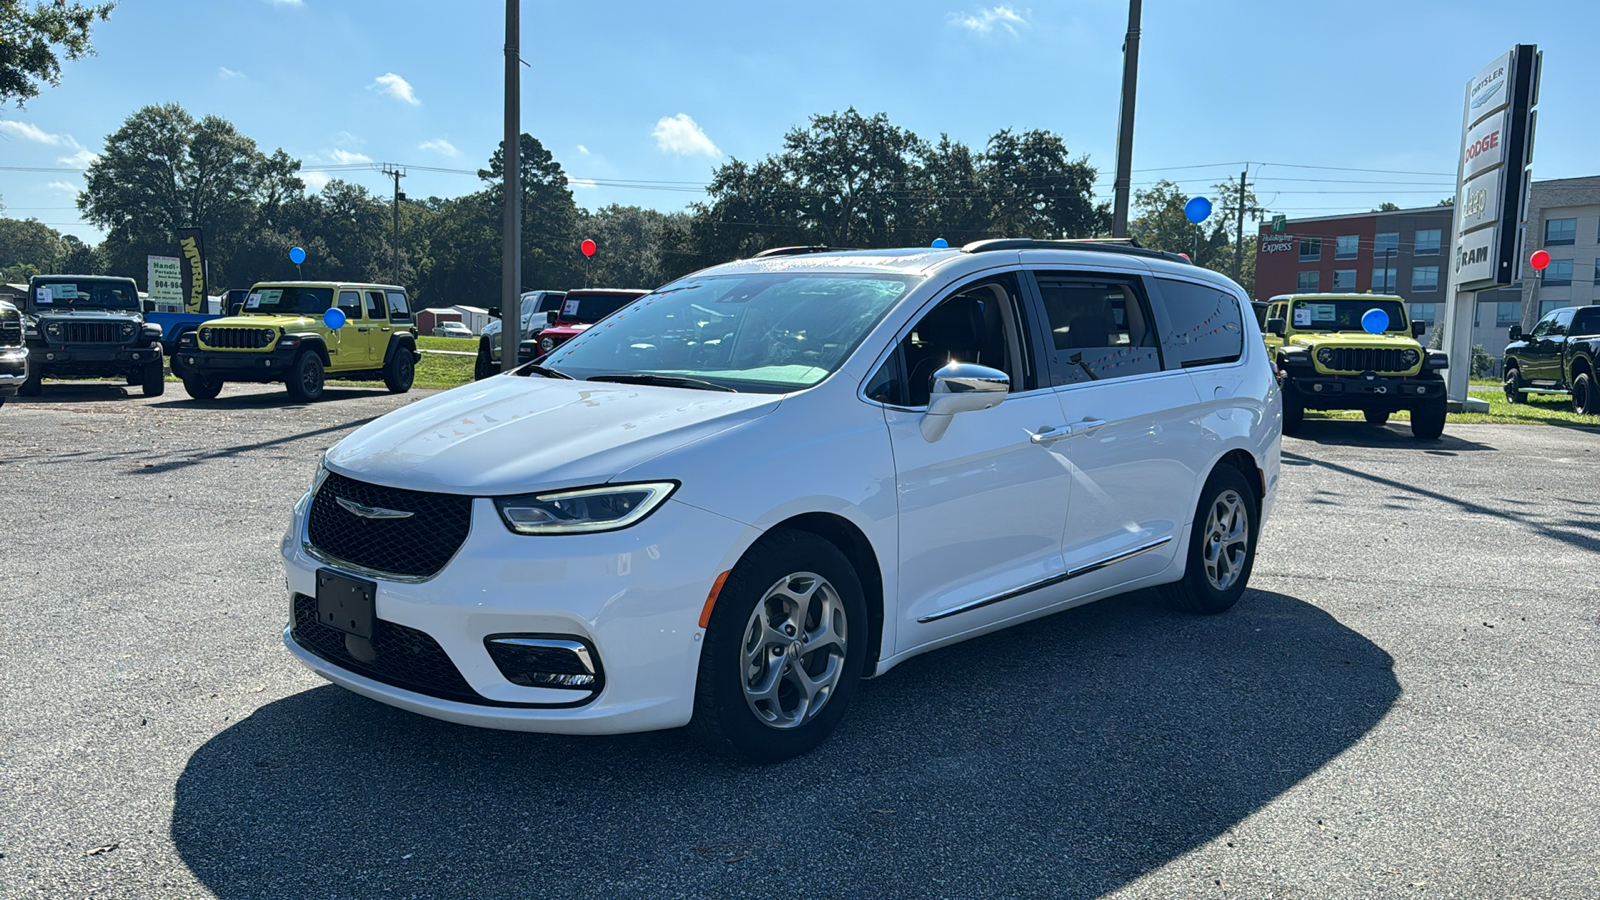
[337,290,363,319]
[386,290,412,323]
[1530,312,1557,338]
[865,352,906,406]
[1551,309,1574,336]
[896,274,1026,407]
[365,290,388,321]
[1573,308,1600,336]
[1033,275,1162,386]
[1155,278,1245,368]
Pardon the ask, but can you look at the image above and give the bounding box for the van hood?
[324,376,782,495]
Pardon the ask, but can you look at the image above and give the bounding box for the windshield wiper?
[514,363,574,380]
[586,373,736,392]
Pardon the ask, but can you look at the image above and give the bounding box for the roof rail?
[753,245,839,258]
[960,238,1191,265]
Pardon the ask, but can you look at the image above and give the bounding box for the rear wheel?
[1163,465,1258,614]
[182,372,224,401]
[285,351,324,402]
[1363,409,1390,425]
[141,359,165,397]
[690,529,867,763]
[474,339,495,381]
[1411,394,1447,440]
[383,348,415,394]
[1504,366,1526,403]
[1572,372,1596,416]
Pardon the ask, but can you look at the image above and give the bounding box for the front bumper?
[1289,373,1443,409]
[176,347,299,381]
[280,488,760,734]
[29,344,161,366]
[0,348,27,396]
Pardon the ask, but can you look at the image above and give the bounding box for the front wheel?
[182,372,224,401]
[690,529,868,763]
[1573,372,1597,415]
[1411,394,1447,440]
[19,355,42,396]
[1280,379,1304,436]
[1504,367,1526,403]
[1163,465,1258,615]
[285,351,325,402]
[141,360,165,397]
[474,339,495,381]
[383,349,415,394]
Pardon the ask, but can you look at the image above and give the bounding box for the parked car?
[1503,305,1600,414]
[19,274,166,398]
[172,281,419,402]
[529,288,650,357]
[0,299,27,407]
[475,290,566,379]
[280,240,1279,762]
[1260,292,1447,439]
[433,321,474,339]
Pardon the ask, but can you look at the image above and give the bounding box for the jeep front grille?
[60,321,124,344]
[1323,347,1411,372]
[307,471,473,579]
[200,326,272,349]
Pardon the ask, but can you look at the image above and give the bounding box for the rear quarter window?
[1155,278,1245,368]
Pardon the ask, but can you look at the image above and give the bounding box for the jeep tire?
[286,351,325,402]
[141,359,165,397]
[1280,380,1304,436]
[474,339,495,381]
[19,355,42,396]
[383,348,415,394]
[1572,372,1596,416]
[1411,394,1447,440]
[1504,366,1526,403]
[1163,465,1258,615]
[182,372,224,401]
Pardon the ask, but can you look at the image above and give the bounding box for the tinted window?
[244,286,333,315]
[1572,307,1600,336]
[560,292,643,324]
[1290,298,1408,332]
[895,277,1022,407]
[385,291,411,322]
[365,290,388,320]
[1156,278,1244,368]
[1033,276,1162,385]
[31,278,138,311]
[338,290,363,319]
[537,293,567,313]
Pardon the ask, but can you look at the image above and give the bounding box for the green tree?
[982,128,1106,239]
[0,0,115,106]
[0,215,65,276]
[479,132,582,292]
[1373,201,1401,212]
[1129,179,1230,268]
[575,205,686,289]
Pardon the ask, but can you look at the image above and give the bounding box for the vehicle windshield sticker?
[563,298,581,317]
[52,284,77,299]
[1308,303,1337,323]
[1292,306,1311,326]
[36,286,52,304]
[256,289,282,307]
[245,292,262,309]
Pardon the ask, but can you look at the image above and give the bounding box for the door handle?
[357,327,370,333]
[1070,418,1108,437]
[1029,425,1071,445]
[381,326,391,332]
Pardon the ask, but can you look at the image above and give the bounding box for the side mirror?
[1508,324,1523,341]
[229,303,243,317]
[922,361,1008,441]
[1412,320,1427,337]
[487,307,501,319]
[1266,318,1286,336]
[544,310,558,326]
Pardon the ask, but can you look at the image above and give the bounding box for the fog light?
[45,352,55,360]
[131,352,141,360]
[186,356,196,365]
[484,636,601,692]
[1313,383,1323,392]
[265,359,273,367]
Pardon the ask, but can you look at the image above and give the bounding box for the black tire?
[1163,465,1259,615]
[1363,409,1390,425]
[141,360,165,397]
[474,339,495,381]
[182,372,224,401]
[383,347,415,394]
[1504,366,1526,403]
[1280,379,1304,436]
[1411,394,1447,440]
[689,529,869,764]
[1572,372,1597,416]
[125,372,141,386]
[285,351,324,402]
[19,356,43,396]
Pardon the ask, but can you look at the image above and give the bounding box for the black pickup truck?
[1503,305,1600,414]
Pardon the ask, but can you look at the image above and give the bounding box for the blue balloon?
[1361,308,1389,334]
[931,237,949,249]
[1184,196,1213,224]
[289,246,307,265]
[323,307,346,330]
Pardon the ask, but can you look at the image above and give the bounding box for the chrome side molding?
[916,536,1173,624]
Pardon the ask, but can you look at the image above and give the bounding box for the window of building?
[1409,302,1437,326]
[1544,258,1573,285]
[1335,235,1359,259]
[1297,271,1320,292]
[1545,218,1576,246]
[1153,278,1244,368]
[1332,269,1357,290]
[1299,238,1322,262]
[1412,266,1439,292]
[1540,299,1567,316]
[1414,229,1442,256]
[1373,232,1399,258]
[1497,301,1522,327]
[1372,268,1397,293]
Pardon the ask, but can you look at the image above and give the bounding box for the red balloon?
[581,239,597,258]
[1530,249,1550,271]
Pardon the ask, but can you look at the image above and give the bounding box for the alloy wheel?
[1202,489,1249,592]
[740,572,848,730]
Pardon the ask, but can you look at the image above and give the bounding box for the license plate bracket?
[316,569,375,639]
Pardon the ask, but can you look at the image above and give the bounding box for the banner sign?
[177,228,206,315]
[147,256,182,306]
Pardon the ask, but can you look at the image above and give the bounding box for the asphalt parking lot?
[1,382,1597,899]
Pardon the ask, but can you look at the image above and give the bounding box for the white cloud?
[46,181,80,193]
[329,149,373,165]
[370,72,420,106]
[302,171,330,192]
[266,0,303,6]
[333,130,364,146]
[652,113,720,157]
[419,138,458,157]
[58,149,100,168]
[0,119,77,147]
[218,66,246,79]
[950,5,1028,35]
[567,176,597,189]
[576,144,590,156]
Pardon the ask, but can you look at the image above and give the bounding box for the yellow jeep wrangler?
[1262,293,1449,440]
[172,282,418,402]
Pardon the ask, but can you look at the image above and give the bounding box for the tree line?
[1,103,1260,305]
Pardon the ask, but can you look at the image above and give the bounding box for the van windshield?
[32,279,138,311]
[244,287,334,315]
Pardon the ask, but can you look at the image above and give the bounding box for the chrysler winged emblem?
[336,496,415,520]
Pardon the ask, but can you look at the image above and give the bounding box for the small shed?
[451,305,491,334]
[417,308,465,334]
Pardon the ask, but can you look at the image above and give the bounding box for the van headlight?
[494,482,677,535]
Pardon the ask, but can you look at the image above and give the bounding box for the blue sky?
[1,0,1595,244]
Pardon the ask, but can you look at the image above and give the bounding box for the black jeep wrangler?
[20,275,166,398]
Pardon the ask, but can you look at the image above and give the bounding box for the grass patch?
[417,335,479,353]
[1307,390,1597,427]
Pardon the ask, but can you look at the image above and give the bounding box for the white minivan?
[281,241,1281,762]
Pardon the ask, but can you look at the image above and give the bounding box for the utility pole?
[1110,0,1142,238]
[501,0,521,371]
[382,164,406,286]
[1233,166,1247,281]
